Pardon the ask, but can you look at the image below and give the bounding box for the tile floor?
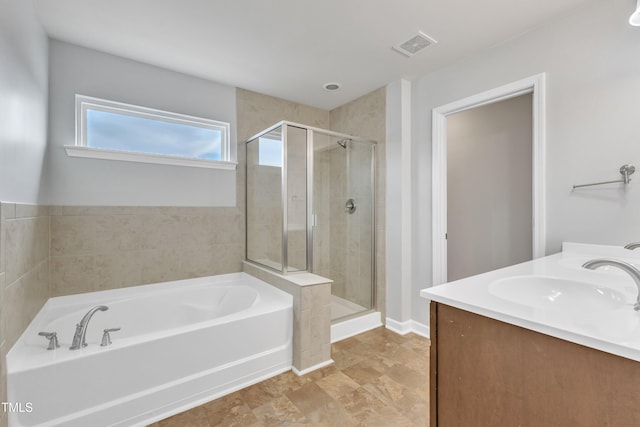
[150,327,430,426]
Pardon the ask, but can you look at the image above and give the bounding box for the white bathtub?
[7,272,293,427]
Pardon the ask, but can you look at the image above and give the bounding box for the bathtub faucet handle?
[101,328,121,347]
[38,331,60,350]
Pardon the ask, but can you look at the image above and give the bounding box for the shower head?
[337,139,350,149]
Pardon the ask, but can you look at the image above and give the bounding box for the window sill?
[64,146,237,170]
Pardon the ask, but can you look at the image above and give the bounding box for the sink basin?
[489,276,627,312]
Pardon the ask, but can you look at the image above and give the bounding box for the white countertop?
[421,242,640,361]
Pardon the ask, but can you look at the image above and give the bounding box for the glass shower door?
[312,134,375,321]
[246,126,283,271]
[246,124,308,273]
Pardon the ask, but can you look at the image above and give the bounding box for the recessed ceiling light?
[323,82,341,91]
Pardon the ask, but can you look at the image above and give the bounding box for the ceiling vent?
[393,31,437,57]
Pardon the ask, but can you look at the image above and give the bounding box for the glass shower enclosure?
[246,121,376,321]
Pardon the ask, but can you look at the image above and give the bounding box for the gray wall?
[0,0,49,203]
[447,94,533,281]
[410,0,640,326]
[0,2,50,425]
[46,41,238,207]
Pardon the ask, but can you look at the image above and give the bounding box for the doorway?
[431,74,546,285]
[447,93,532,281]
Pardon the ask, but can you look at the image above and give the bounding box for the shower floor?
[331,295,367,321]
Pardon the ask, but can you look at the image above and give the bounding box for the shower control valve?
[101,327,121,347]
[345,198,357,214]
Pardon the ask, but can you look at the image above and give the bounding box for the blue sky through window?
[86,109,222,160]
[258,137,282,167]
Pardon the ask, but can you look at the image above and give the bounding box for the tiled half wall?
[49,206,244,296]
[243,261,332,374]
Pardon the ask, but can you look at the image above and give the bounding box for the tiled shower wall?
[238,87,387,318]
[329,88,387,319]
[237,89,330,273]
[323,143,375,309]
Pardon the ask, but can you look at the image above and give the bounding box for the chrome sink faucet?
[624,242,640,250]
[582,259,640,311]
[70,305,109,350]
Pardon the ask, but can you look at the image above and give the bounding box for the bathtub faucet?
[70,305,109,350]
[582,259,640,311]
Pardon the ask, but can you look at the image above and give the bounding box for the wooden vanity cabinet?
[430,302,640,427]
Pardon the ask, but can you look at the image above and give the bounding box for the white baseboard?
[292,359,334,376]
[385,318,430,339]
[331,311,382,343]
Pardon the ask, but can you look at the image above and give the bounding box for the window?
[66,95,235,169]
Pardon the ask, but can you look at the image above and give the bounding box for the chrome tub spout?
[70,305,109,350]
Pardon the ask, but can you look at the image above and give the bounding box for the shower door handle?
[345,199,357,214]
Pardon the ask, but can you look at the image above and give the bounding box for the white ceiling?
[34,0,595,110]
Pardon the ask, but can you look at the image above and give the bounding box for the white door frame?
[432,73,546,286]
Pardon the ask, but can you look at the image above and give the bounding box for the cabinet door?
[432,303,640,426]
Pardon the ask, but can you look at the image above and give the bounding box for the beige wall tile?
[242,262,331,373]
[0,341,6,427]
[180,243,243,278]
[4,216,49,289]
[51,251,141,297]
[298,350,310,370]
[94,252,142,291]
[3,280,26,348]
[1,203,15,220]
[180,246,217,278]
[0,218,4,283]
[180,215,216,248]
[212,211,244,244]
[0,272,5,346]
[140,248,183,284]
[138,214,186,251]
[236,88,330,142]
[48,206,247,295]
[3,219,24,285]
[50,254,96,296]
[211,243,245,274]
[35,216,49,265]
[299,308,311,355]
[23,260,49,325]
[0,203,50,412]
[50,215,101,256]
[60,206,139,216]
[52,214,141,256]
[330,87,386,321]
[15,204,49,218]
